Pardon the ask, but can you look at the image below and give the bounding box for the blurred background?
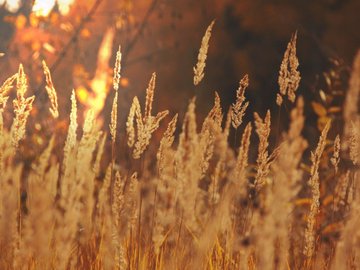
[0,0,359,153]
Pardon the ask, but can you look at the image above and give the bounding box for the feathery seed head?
[42,60,59,118]
[145,72,156,118]
[11,64,35,148]
[113,45,122,91]
[232,74,250,129]
[277,31,301,105]
[193,20,215,86]
[110,90,118,143]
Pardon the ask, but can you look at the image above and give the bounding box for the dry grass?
[193,20,215,86]
[0,26,359,270]
[277,31,301,106]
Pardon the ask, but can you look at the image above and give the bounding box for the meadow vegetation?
[0,21,359,270]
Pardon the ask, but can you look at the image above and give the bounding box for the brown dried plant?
[235,122,252,183]
[110,90,118,143]
[1,24,360,270]
[343,50,360,149]
[349,120,360,165]
[254,110,274,190]
[333,170,350,212]
[331,135,341,173]
[61,90,78,196]
[0,74,16,110]
[42,60,59,118]
[94,133,107,177]
[126,73,169,159]
[277,31,301,105]
[333,170,360,269]
[10,64,35,148]
[200,92,222,177]
[157,113,178,177]
[304,120,331,258]
[110,45,121,145]
[193,20,215,86]
[232,74,249,129]
[113,45,122,91]
[269,97,308,268]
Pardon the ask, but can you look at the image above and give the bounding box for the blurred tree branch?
[35,0,159,102]
[49,0,104,73]
[122,0,158,64]
[34,0,104,99]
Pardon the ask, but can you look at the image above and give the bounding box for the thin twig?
[122,0,159,64]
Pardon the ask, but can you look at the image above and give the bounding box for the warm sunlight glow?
[89,28,115,116]
[0,0,21,13]
[75,29,114,117]
[32,0,74,16]
[32,0,56,17]
[57,0,74,15]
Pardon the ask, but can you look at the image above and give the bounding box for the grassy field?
[0,22,359,270]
